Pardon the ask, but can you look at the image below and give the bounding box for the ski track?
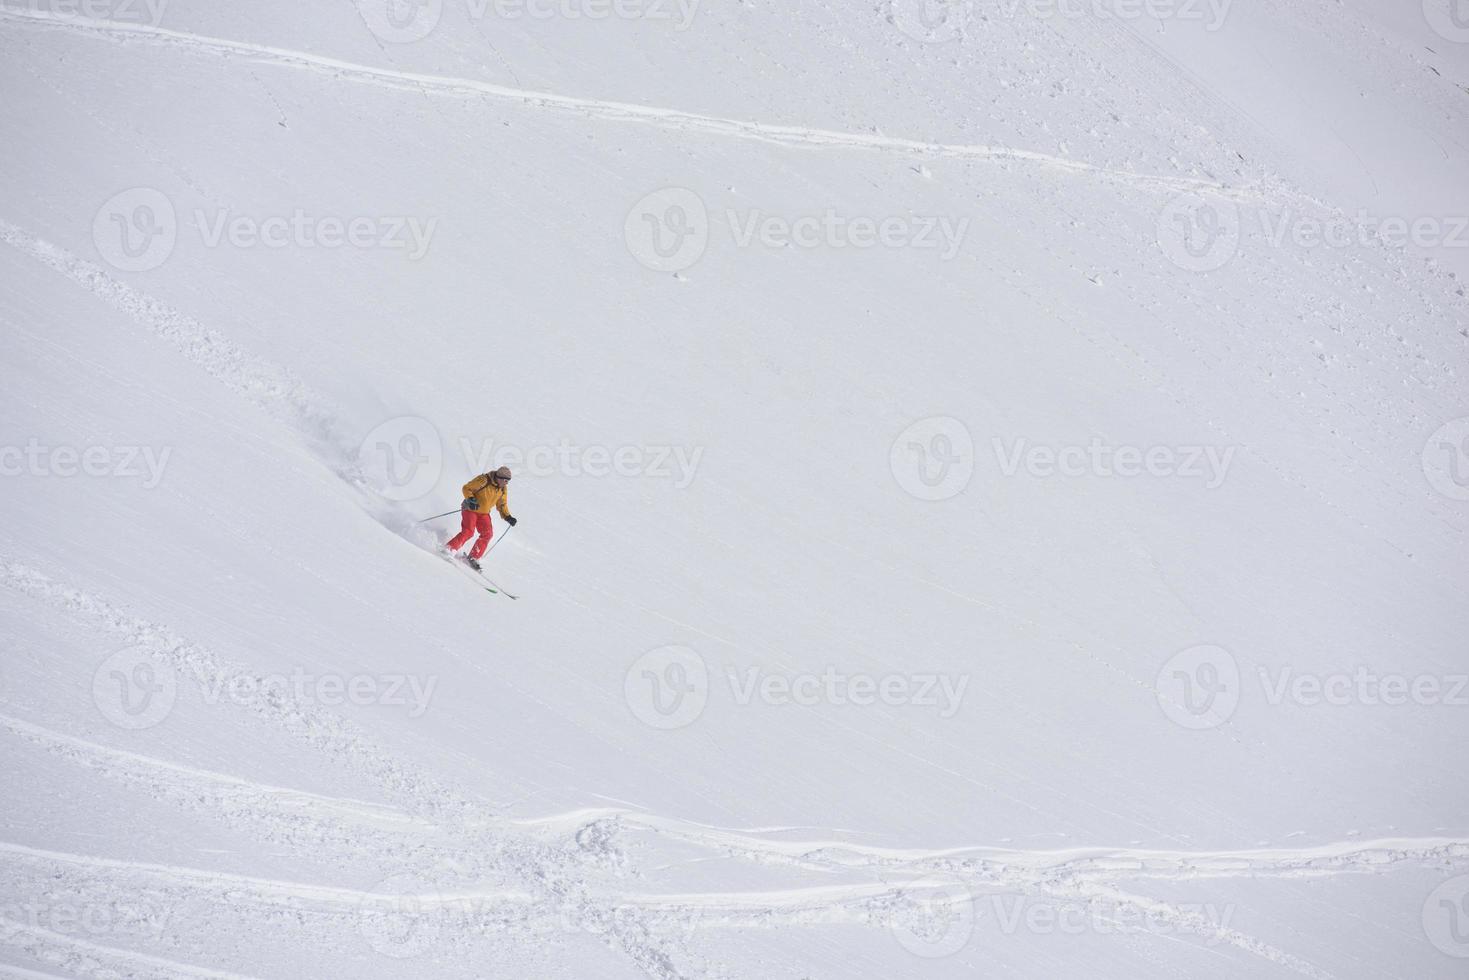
[0,840,534,911]
[0,712,456,868]
[0,561,692,979]
[4,825,1459,979]
[0,559,485,827]
[0,919,263,980]
[4,697,1463,978]
[0,965,82,980]
[0,7,1274,202]
[611,811,1469,884]
[0,217,356,479]
[0,841,1343,975]
[10,710,1462,890]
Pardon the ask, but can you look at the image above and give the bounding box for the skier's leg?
[445,510,476,552]
[469,513,495,559]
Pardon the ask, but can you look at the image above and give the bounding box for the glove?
[462,498,478,511]
[504,515,518,527]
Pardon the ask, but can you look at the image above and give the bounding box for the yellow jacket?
[462,474,513,519]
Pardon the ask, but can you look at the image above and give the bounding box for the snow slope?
[1,0,1467,976]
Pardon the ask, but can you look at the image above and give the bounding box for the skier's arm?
[461,474,489,510]
[496,491,515,524]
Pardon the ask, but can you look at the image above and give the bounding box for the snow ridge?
[0,561,693,978]
[7,675,1466,979]
[0,7,1269,200]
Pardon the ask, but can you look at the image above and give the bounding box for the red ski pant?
[447,510,494,559]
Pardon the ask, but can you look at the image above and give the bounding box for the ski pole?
[416,509,460,524]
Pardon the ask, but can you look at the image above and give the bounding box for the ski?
[481,577,519,601]
[439,551,502,596]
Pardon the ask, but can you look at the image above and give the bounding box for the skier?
[445,465,517,571]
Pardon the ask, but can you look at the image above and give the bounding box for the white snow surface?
[1,0,1468,977]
